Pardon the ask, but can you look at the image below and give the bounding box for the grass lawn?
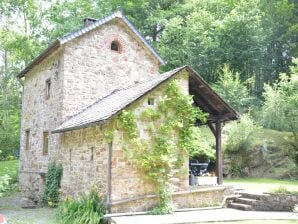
[224,177,298,193]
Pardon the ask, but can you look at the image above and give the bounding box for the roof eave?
[185,65,239,121]
[17,40,61,78]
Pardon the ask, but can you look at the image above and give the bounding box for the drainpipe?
[107,141,113,213]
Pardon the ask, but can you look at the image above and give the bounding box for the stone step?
[240,192,268,200]
[235,197,258,205]
[228,202,252,211]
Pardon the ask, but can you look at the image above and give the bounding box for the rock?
[20,197,37,209]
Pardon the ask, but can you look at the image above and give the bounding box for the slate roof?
[52,66,186,133]
[17,11,164,78]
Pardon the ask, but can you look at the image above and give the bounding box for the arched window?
[111,41,120,52]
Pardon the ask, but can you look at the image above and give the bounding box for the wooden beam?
[215,121,223,185]
[207,121,216,137]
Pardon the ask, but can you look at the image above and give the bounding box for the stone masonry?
[19,16,160,202]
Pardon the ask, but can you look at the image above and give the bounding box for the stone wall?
[110,73,189,202]
[56,72,190,211]
[19,17,161,202]
[58,126,108,198]
[252,193,298,212]
[111,186,229,213]
[19,49,64,201]
[62,18,160,119]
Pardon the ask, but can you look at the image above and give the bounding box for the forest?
[0,0,297,175]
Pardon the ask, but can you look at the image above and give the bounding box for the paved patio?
[110,208,298,224]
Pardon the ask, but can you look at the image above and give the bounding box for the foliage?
[0,160,19,196]
[157,0,297,91]
[270,185,298,196]
[184,127,215,163]
[260,58,298,133]
[0,174,11,197]
[212,65,253,113]
[259,58,298,165]
[117,80,207,214]
[43,163,63,207]
[150,189,173,215]
[0,159,18,183]
[223,114,260,154]
[56,190,105,224]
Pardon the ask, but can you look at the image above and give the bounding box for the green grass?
[224,178,298,193]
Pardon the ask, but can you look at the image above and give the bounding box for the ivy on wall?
[117,79,208,214]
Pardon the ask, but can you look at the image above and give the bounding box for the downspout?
[107,141,113,213]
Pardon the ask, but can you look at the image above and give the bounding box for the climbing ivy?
[42,163,63,207]
[117,79,207,214]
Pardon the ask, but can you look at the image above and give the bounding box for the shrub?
[151,189,173,215]
[223,113,260,154]
[43,163,63,207]
[271,185,298,196]
[0,174,11,197]
[56,190,105,224]
[259,58,298,133]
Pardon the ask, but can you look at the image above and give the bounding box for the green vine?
[117,80,207,214]
[42,163,63,207]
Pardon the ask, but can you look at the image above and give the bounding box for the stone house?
[18,11,238,212]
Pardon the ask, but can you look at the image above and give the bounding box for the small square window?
[45,79,51,99]
[43,131,49,155]
[25,129,30,150]
[148,98,155,105]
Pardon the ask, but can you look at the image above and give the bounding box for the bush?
[0,130,19,161]
[260,58,298,134]
[223,114,260,154]
[43,163,63,207]
[0,174,11,197]
[56,190,105,224]
[151,189,173,215]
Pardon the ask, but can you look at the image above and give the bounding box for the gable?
[53,66,238,133]
[17,11,164,78]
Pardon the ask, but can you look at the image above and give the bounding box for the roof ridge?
[18,10,164,78]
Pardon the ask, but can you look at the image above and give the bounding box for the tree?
[260,58,298,165]
[212,65,253,113]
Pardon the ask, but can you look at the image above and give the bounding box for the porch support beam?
[215,121,223,185]
[207,121,216,137]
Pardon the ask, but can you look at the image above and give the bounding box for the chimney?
[83,18,97,27]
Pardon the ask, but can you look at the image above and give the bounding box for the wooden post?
[215,121,223,185]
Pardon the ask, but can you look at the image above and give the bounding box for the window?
[111,41,120,52]
[148,98,155,105]
[45,79,51,99]
[43,131,49,155]
[25,129,30,150]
